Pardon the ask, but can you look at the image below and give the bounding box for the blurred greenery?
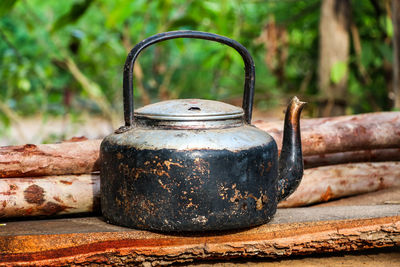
[0,0,395,133]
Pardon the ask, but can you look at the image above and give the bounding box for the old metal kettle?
[100,31,306,232]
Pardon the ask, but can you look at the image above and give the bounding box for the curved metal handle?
[123,30,255,127]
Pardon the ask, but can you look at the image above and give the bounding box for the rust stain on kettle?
[163,160,183,170]
[193,158,210,175]
[157,179,172,193]
[119,160,184,180]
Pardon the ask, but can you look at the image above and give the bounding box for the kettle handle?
[123,30,255,127]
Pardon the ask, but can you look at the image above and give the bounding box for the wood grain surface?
[1,205,399,266]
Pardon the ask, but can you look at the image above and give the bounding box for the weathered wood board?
[1,205,399,266]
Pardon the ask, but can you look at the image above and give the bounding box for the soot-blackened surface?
[100,140,278,232]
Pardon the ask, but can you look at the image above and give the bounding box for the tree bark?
[318,0,350,116]
[314,186,400,207]
[0,139,100,178]
[393,0,400,108]
[0,174,99,218]
[303,148,400,168]
[279,162,400,208]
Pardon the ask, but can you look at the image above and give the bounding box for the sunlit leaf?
[384,15,393,38]
[17,79,31,92]
[330,61,347,84]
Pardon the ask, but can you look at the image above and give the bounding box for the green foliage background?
[0,0,394,132]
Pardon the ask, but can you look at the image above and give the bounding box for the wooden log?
[279,162,400,208]
[0,205,399,266]
[0,139,101,178]
[0,174,100,218]
[253,111,400,155]
[303,148,400,168]
[314,186,400,207]
[0,112,399,178]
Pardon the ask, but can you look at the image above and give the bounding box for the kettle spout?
[277,96,306,201]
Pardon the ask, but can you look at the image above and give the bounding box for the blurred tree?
[318,0,350,116]
[393,0,400,108]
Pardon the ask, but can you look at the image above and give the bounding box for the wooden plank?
[1,205,399,266]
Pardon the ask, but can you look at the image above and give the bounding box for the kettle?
[100,31,306,232]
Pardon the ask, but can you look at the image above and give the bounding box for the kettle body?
[101,100,278,231]
[100,31,305,232]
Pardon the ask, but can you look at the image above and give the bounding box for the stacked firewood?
[1,112,400,218]
[255,112,400,208]
[0,139,101,217]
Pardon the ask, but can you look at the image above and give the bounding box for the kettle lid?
[135,99,244,121]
